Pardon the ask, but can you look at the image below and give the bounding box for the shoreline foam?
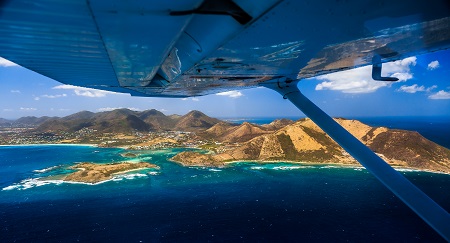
[223,160,450,175]
[2,170,160,191]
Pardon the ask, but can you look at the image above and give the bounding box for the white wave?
[319,165,341,169]
[208,168,222,172]
[395,168,420,172]
[189,166,217,171]
[250,165,312,170]
[2,185,20,191]
[250,166,265,170]
[319,165,365,170]
[2,178,64,191]
[272,166,312,170]
[33,165,61,173]
[2,171,159,191]
[111,173,148,181]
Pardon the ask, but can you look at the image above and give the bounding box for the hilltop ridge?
[173,118,450,174]
[32,109,223,133]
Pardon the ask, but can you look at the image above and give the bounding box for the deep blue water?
[354,116,450,149]
[1,145,450,242]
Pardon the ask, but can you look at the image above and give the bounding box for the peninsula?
[172,118,450,174]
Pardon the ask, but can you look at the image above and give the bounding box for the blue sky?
[1,50,449,119]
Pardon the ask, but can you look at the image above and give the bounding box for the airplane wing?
[2,0,450,240]
[1,0,450,97]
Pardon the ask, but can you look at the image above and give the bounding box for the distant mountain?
[92,109,152,133]
[36,109,151,133]
[174,110,222,131]
[173,118,450,173]
[61,111,96,121]
[138,109,176,130]
[0,118,12,123]
[0,118,12,126]
[14,116,57,126]
[33,109,223,133]
[262,118,295,130]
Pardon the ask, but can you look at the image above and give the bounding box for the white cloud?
[397,84,425,93]
[315,57,416,93]
[181,97,200,101]
[216,90,243,98]
[3,109,13,112]
[427,60,440,70]
[0,57,18,67]
[396,84,437,93]
[53,85,121,98]
[10,90,21,93]
[41,94,67,99]
[20,107,37,111]
[97,107,142,112]
[34,97,40,101]
[397,84,425,94]
[428,90,450,99]
[427,85,437,91]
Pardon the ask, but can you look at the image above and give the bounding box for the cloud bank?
[315,57,417,93]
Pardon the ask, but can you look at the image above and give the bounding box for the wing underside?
[1,0,450,97]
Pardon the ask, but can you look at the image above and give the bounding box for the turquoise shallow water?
[1,145,450,242]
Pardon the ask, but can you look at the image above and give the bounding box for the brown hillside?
[175,110,221,131]
[172,118,450,173]
[262,118,295,131]
[204,122,237,137]
[221,122,270,143]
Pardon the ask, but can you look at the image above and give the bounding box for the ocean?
[1,117,450,242]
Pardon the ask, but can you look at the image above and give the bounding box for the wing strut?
[262,80,450,241]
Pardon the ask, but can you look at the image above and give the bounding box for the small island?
[62,162,159,184]
[121,152,138,158]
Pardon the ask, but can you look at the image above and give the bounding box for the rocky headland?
[172,118,450,174]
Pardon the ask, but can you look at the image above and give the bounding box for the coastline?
[175,158,450,175]
[3,144,449,177]
[0,143,98,147]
